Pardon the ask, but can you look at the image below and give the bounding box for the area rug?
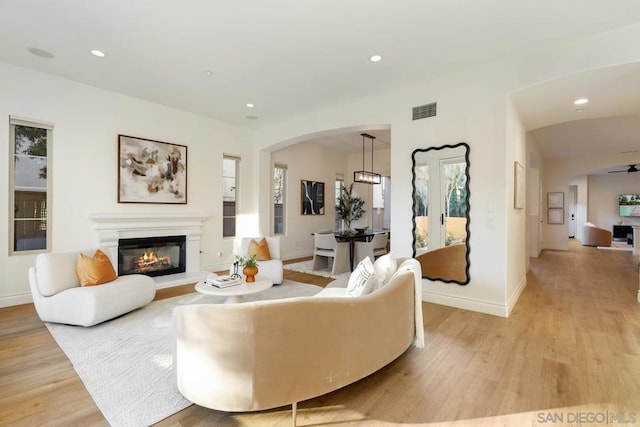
[45,280,322,427]
[284,260,351,280]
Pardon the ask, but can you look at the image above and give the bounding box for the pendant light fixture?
[354,133,381,184]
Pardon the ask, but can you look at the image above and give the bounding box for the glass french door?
[440,158,468,247]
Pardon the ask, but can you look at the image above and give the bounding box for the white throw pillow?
[346,257,376,297]
[373,252,398,289]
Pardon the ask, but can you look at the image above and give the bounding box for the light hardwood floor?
[1,243,639,426]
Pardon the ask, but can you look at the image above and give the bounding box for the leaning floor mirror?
[411,142,470,285]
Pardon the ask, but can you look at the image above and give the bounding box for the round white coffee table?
[195,277,273,303]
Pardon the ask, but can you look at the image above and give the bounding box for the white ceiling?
[297,129,391,154]
[511,63,640,174]
[1,2,640,156]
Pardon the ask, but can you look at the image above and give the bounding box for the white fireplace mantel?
[90,212,208,230]
[89,212,209,287]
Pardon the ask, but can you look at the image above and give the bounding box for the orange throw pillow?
[76,249,118,286]
[247,238,272,261]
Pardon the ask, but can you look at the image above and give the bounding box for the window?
[372,177,391,230]
[273,164,287,235]
[9,116,53,254]
[222,155,239,237]
[335,174,344,230]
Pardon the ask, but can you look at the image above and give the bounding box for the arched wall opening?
[255,124,391,260]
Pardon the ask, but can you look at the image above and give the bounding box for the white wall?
[542,159,571,250]
[253,21,640,317]
[505,99,528,313]
[0,61,254,306]
[268,139,390,260]
[527,167,541,258]
[588,174,640,230]
[254,61,514,316]
[270,143,348,259]
[526,133,544,259]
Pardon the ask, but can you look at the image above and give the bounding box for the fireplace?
[118,235,186,277]
[90,213,208,287]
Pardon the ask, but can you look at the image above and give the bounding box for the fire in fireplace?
[118,235,186,277]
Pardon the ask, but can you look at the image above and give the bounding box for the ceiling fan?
[608,164,639,174]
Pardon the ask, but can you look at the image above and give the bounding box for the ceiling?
[1,2,639,157]
[511,63,640,169]
[297,129,391,153]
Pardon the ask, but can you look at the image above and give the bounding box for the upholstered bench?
[28,249,156,327]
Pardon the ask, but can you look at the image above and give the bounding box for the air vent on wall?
[412,102,437,120]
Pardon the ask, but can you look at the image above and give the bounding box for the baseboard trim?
[422,289,508,317]
[153,271,208,289]
[0,292,33,308]
[506,275,527,316]
[528,250,540,258]
[283,250,313,261]
[203,262,235,274]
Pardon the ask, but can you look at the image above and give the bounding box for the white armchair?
[312,233,350,275]
[353,232,388,264]
[230,237,283,285]
[28,249,156,327]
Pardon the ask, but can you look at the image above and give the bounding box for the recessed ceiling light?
[27,47,55,58]
[575,108,584,113]
[246,103,255,108]
[369,55,382,63]
[246,115,258,120]
[574,98,589,105]
[205,70,213,76]
[90,49,105,58]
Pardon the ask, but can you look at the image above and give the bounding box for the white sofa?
[230,237,283,285]
[173,257,423,416]
[28,249,156,327]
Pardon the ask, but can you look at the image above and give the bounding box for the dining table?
[333,229,389,271]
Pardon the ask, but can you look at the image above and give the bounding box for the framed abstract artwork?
[547,192,564,209]
[118,135,187,204]
[548,208,564,224]
[301,180,324,215]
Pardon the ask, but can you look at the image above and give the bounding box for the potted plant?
[335,183,366,232]
[236,254,259,283]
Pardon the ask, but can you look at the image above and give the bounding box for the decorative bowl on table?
[354,226,369,234]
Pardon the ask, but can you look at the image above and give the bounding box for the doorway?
[568,185,577,238]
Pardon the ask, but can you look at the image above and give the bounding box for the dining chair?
[353,232,389,264]
[312,233,350,275]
